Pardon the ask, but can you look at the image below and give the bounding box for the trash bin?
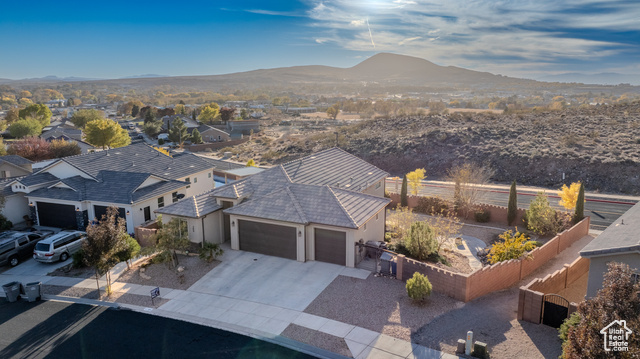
[380,252,393,274]
[2,281,21,302]
[24,282,42,302]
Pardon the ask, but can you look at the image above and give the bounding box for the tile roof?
[210,165,291,199]
[281,147,388,191]
[580,202,640,257]
[43,143,213,180]
[155,192,222,218]
[0,155,33,166]
[27,171,187,205]
[196,156,245,171]
[15,172,59,187]
[224,184,389,229]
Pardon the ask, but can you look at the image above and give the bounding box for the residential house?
[580,201,640,298]
[8,143,216,233]
[225,120,260,139]
[40,126,95,154]
[156,148,390,267]
[0,155,33,179]
[187,125,231,143]
[195,156,258,183]
[162,115,199,130]
[1,178,30,225]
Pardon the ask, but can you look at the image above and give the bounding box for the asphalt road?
[385,179,638,231]
[0,299,317,359]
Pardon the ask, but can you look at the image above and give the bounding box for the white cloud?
[399,36,421,45]
[350,19,365,27]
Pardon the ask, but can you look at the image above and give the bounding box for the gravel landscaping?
[115,254,218,290]
[304,275,464,342]
[281,324,352,358]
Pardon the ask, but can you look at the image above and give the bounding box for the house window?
[375,181,381,189]
[0,171,6,178]
[194,177,197,183]
[185,177,190,189]
[172,192,178,203]
[376,213,379,221]
[158,197,164,208]
[218,135,221,140]
[364,223,367,231]
[208,172,212,178]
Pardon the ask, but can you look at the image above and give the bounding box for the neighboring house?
[157,148,390,267]
[196,156,254,182]
[580,202,640,298]
[0,155,33,179]
[41,126,83,142]
[226,120,260,139]
[162,115,199,130]
[7,143,217,233]
[188,125,231,143]
[0,178,30,225]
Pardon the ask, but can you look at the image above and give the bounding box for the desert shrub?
[474,208,491,223]
[414,196,449,215]
[199,242,224,263]
[488,229,537,264]
[404,221,438,261]
[158,138,165,145]
[72,249,86,268]
[525,192,560,235]
[406,272,432,302]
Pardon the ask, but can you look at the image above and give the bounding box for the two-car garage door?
[36,202,76,229]
[238,220,297,260]
[237,219,347,266]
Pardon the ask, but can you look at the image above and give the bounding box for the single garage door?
[238,220,297,260]
[314,228,346,266]
[37,202,76,229]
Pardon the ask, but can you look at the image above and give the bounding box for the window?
[18,236,28,246]
[0,170,6,178]
[172,192,178,203]
[208,172,212,178]
[376,213,379,221]
[0,243,13,256]
[158,197,164,208]
[194,177,197,183]
[375,181,381,189]
[364,223,367,231]
[185,177,190,189]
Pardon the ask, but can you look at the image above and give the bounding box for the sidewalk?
[1,263,462,359]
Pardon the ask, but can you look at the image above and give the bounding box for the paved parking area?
[2,257,70,276]
[188,247,369,311]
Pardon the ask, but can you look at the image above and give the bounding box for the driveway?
[186,246,370,311]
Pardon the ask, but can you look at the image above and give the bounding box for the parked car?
[0,231,51,267]
[33,230,86,263]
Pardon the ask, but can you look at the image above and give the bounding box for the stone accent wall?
[134,221,159,247]
[29,205,38,226]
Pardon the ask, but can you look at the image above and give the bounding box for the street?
[386,179,638,231]
[0,299,317,359]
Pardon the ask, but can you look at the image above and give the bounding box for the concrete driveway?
[2,256,71,276]
[187,246,370,311]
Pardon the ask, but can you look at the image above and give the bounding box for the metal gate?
[541,294,569,328]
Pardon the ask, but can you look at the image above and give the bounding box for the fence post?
[396,254,405,281]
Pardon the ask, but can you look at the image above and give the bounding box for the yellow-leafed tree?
[558,182,581,210]
[84,119,131,150]
[406,168,426,195]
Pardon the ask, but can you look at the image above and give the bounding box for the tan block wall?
[400,255,469,302]
[466,259,522,301]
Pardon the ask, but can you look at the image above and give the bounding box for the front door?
[144,206,151,222]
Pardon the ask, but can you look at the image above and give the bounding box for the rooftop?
[580,202,640,257]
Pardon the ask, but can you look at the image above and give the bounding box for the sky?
[0,0,639,80]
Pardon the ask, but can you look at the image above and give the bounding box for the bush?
[488,229,537,264]
[558,312,581,343]
[158,138,165,145]
[406,272,432,302]
[0,214,12,230]
[72,249,86,268]
[117,234,141,268]
[404,221,438,261]
[414,196,449,215]
[198,242,224,263]
[474,208,491,223]
[525,192,560,235]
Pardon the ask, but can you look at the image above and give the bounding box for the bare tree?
[447,163,494,218]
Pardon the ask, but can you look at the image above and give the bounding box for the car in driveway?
[33,230,86,263]
[0,231,51,267]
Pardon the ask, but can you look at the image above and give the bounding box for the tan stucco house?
[157,148,390,267]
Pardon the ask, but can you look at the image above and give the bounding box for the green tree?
[116,234,141,270]
[83,206,128,296]
[70,109,104,129]
[326,104,339,119]
[507,180,518,226]
[404,221,438,261]
[488,229,537,263]
[198,242,224,263]
[406,168,426,195]
[5,108,19,124]
[84,119,131,149]
[8,119,42,138]
[144,108,155,123]
[49,139,81,158]
[174,104,186,115]
[406,272,432,302]
[131,104,140,117]
[561,262,640,359]
[143,120,162,138]
[155,217,190,268]
[240,108,248,120]
[525,192,559,235]
[0,138,6,156]
[19,104,52,128]
[168,118,188,148]
[574,183,585,223]
[400,175,408,207]
[198,105,219,124]
[190,128,203,144]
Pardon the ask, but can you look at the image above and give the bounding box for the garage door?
[314,228,346,265]
[37,202,76,229]
[238,220,297,260]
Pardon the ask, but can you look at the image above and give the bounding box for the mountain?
[119,74,167,79]
[538,72,640,86]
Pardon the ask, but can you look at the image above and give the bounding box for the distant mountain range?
[2,53,639,91]
[537,72,640,86]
